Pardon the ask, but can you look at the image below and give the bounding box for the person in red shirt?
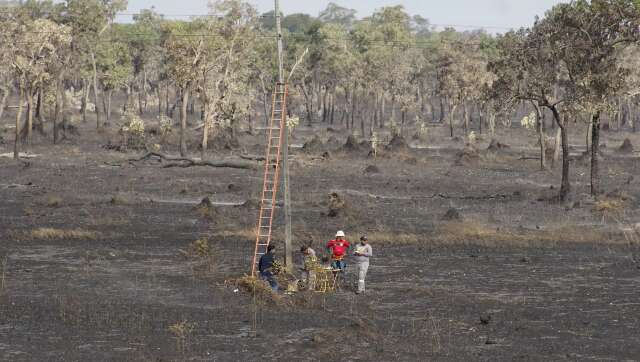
[326,230,350,271]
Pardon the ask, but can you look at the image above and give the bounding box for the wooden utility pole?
[275,0,293,271]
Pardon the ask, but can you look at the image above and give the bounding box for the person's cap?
[336,230,345,237]
[360,235,368,241]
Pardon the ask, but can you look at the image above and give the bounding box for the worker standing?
[300,245,317,291]
[353,235,372,294]
[326,230,350,271]
[258,244,278,292]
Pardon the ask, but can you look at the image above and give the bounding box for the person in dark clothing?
[258,244,278,291]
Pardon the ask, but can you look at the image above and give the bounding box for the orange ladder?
[251,82,288,277]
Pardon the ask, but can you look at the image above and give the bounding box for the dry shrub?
[45,195,63,208]
[226,275,289,307]
[593,198,626,221]
[27,228,97,241]
[194,197,216,221]
[455,145,480,166]
[593,198,626,214]
[109,194,130,205]
[327,192,346,217]
[617,138,634,153]
[168,320,195,353]
[188,238,213,258]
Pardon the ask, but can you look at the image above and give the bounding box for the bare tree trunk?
[532,101,546,170]
[26,88,33,147]
[61,80,68,139]
[106,89,113,121]
[590,112,601,196]
[201,111,208,161]
[35,86,45,134]
[550,127,561,168]
[380,95,386,128]
[156,87,162,116]
[550,106,570,201]
[350,91,356,132]
[0,84,9,122]
[462,102,468,136]
[390,95,396,123]
[138,91,143,116]
[373,94,379,130]
[165,85,170,117]
[322,86,328,123]
[478,103,483,135]
[54,75,62,144]
[14,82,24,160]
[142,68,148,113]
[81,78,88,123]
[180,86,189,157]
[449,103,458,138]
[330,92,335,125]
[90,52,102,129]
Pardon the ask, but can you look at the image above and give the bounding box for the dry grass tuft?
[364,232,422,246]
[109,194,130,205]
[434,220,618,247]
[593,198,626,215]
[212,228,256,240]
[26,228,98,241]
[226,275,290,307]
[369,220,622,247]
[45,195,63,208]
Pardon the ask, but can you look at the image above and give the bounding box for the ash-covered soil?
[1,123,640,361]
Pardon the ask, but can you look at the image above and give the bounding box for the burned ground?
[1,123,640,361]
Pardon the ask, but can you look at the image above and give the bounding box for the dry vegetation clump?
[486,139,510,152]
[342,135,362,153]
[44,195,63,208]
[385,134,409,153]
[211,228,256,241]
[168,320,196,354]
[454,145,480,166]
[302,135,325,154]
[208,129,241,151]
[226,275,290,307]
[593,198,627,221]
[327,192,346,217]
[441,208,463,221]
[109,194,130,205]
[617,138,634,153]
[25,228,98,241]
[194,197,216,221]
[364,164,380,174]
[309,317,382,358]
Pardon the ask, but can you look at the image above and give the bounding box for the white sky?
[123,0,567,32]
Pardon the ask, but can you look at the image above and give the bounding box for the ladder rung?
[257,243,269,246]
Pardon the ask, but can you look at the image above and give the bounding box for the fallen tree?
[129,152,257,170]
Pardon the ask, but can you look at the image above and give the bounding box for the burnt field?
[1,124,640,361]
